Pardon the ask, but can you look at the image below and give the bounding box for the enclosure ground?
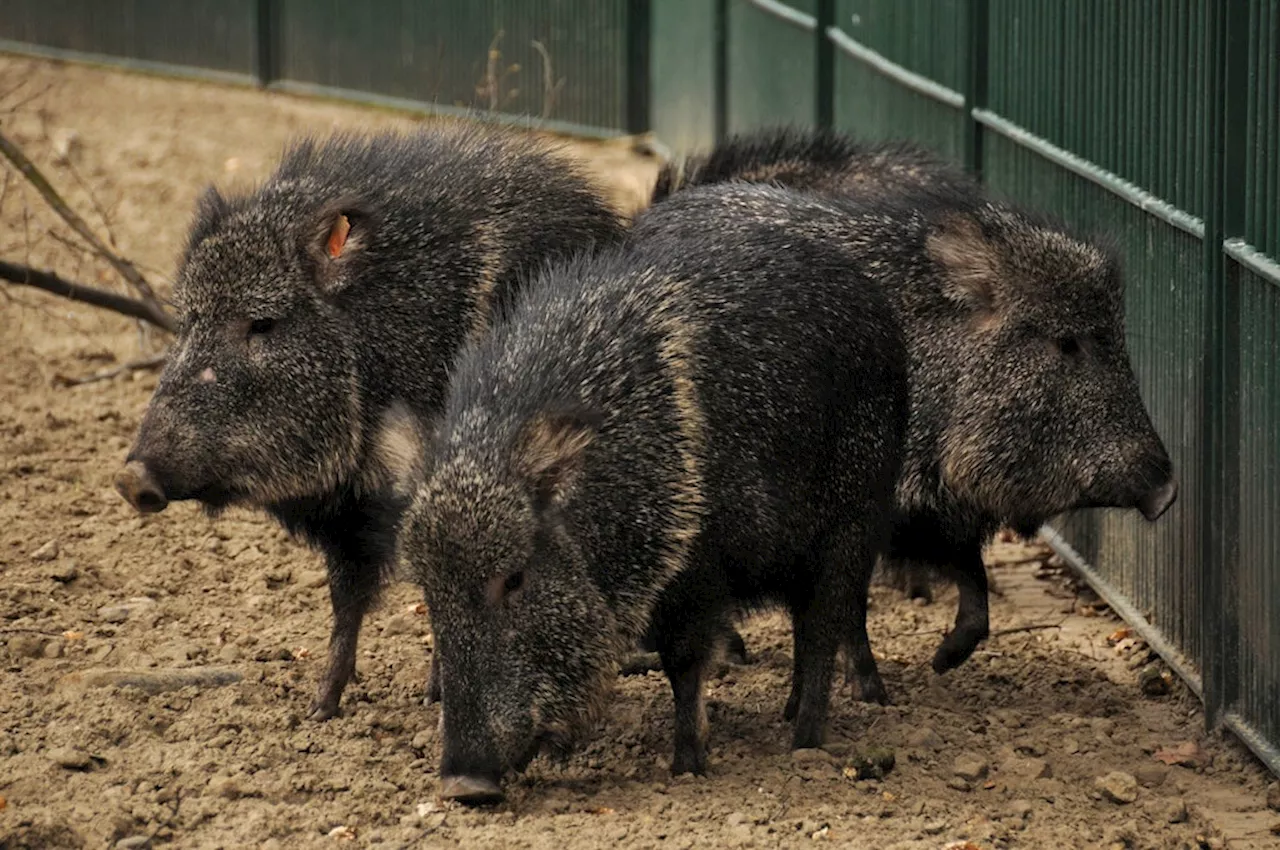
[0,55,1276,850]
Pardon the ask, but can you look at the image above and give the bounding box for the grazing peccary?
[380,185,909,801]
[638,175,1178,676]
[113,125,625,720]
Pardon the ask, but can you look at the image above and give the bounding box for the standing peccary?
[639,173,1178,676]
[379,185,909,801]
[112,125,626,720]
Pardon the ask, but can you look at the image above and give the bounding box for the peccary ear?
[514,406,603,509]
[187,185,231,249]
[374,401,431,502]
[309,201,372,293]
[927,214,1001,318]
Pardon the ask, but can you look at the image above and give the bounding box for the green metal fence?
[1,0,1277,776]
[697,0,1279,776]
[0,0,648,138]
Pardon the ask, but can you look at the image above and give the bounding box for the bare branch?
[531,40,565,122]
[0,127,167,311]
[52,352,166,387]
[0,258,176,331]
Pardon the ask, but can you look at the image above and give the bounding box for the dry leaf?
[0,795,6,811]
[294,647,311,659]
[586,806,615,815]
[61,630,84,641]
[983,780,997,790]
[944,842,983,850]
[408,603,428,616]
[1107,627,1133,644]
[327,825,356,840]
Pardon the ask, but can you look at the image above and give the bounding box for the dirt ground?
[1,54,1277,850]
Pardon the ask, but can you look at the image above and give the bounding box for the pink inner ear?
[326,214,351,259]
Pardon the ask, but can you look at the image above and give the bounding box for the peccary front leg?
[424,654,442,705]
[932,545,990,673]
[649,591,723,776]
[843,556,889,705]
[308,552,380,720]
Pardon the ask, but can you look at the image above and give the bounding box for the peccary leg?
[932,546,989,673]
[424,653,442,705]
[844,556,889,705]
[785,591,841,749]
[650,590,723,775]
[307,554,379,721]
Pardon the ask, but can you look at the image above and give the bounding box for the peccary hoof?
[439,774,504,805]
[724,629,749,665]
[931,628,986,673]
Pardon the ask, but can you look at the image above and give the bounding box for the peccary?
[639,171,1178,675]
[652,125,975,204]
[380,184,909,801]
[113,125,626,720]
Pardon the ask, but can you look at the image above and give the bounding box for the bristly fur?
[645,147,1175,675]
[387,182,909,789]
[122,123,627,721]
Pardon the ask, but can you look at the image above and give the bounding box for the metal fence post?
[713,0,728,141]
[254,0,278,87]
[962,0,988,179]
[626,0,653,133]
[1199,0,1247,733]
[815,0,835,129]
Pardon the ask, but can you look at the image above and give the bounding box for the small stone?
[922,820,947,835]
[300,570,329,589]
[217,645,241,663]
[208,775,244,800]
[97,597,155,623]
[947,777,971,792]
[952,753,989,782]
[1166,799,1189,824]
[726,812,747,827]
[1267,781,1280,812]
[1006,799,1033,821]
[43,639,65,659]
[381,614,415,637]
[1062,737,1081,755]
[50,128,81,166]
[50,563,79,583]
[1134,763,1169,787]
[850,746,896,779]
[908,727,942,751]
[822,740,852,758]
[31,540,59,561]
[1001,756,1052,781]
[1138,664,1172,697]
[411,730,433,751]
[48,746,92,770]
[1095,771,1138,804]
[792,748,834,765]
[116,837,151,850]
[7,634,47,658]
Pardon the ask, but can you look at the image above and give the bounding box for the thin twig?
[0,258,177,331]
[990,622,1064,638]
[52,352,167,387]
[0,127,171,324]
[531,40,564,122]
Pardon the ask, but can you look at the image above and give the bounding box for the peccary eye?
[502,570,525,598]
[248,317,277,336]
[1056,336,1081,357]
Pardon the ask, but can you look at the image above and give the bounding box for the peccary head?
[380,402,618,804]
[921,204,1177,531]
[114,129,623,516]
[118,186,371,511]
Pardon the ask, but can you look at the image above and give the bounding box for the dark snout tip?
[1137,477,1178,522]
[439,774,505,806]
[114,460,169,514]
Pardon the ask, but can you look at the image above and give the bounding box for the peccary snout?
[114,460,170,514]
[438,774,505,806]
[1137,477,1178,522]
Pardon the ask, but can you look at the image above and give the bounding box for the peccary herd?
[114,124,1177,804]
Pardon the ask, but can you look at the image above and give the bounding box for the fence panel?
[0,0,257,79]
[273,0,634,135]
[829,0,966,158]
[725,0,817,133]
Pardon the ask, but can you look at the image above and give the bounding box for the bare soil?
[1,54,1276,850]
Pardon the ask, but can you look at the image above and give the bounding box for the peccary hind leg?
[650,586,726,776]
[308,555,379,720]
[931,545,990,673]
